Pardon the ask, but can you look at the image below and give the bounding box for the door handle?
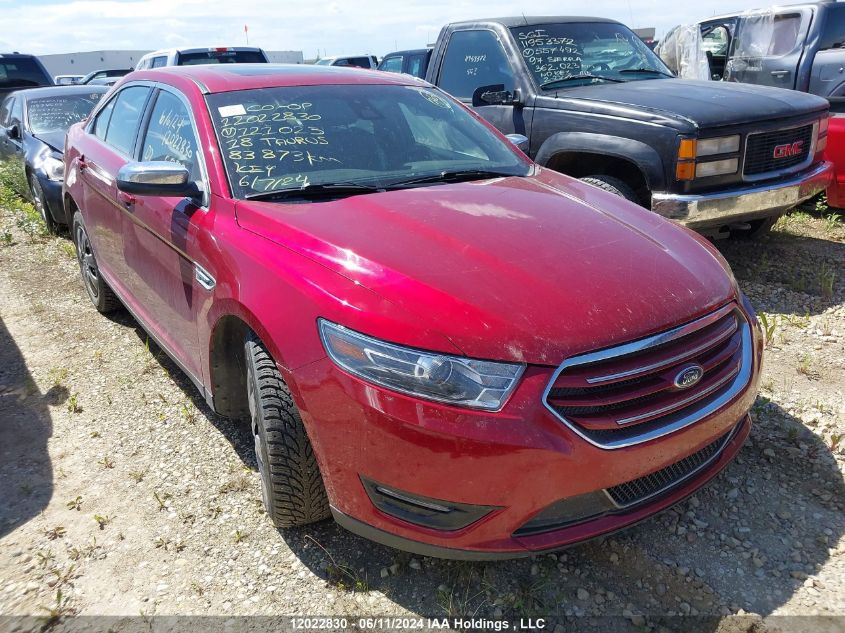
[117,191,136,207]
[771,70,789,78]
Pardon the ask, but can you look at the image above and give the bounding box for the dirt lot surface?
[0,196,843,633]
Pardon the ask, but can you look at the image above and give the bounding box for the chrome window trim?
[742,120,818,183]
[542,303,752,450]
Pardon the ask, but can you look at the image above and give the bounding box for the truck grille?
[606,427,733,507]
[543,303,751,449]
[743,124,814,177]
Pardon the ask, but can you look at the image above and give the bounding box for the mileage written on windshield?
[514,28,583,84]
[215,101,340,192]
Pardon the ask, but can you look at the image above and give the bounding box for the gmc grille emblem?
[674,364,704,390]
[773,141,804,159]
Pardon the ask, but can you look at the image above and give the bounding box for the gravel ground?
[0,197,843,633]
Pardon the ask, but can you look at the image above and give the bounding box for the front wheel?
[29,174,58,234]
[245,335,330,528]
[580,175,640,204]
[72,212,120,313]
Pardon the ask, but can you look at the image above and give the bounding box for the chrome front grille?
[543,303,752,449]
[605,428,733,507]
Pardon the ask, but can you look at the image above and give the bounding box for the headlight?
[44,156,64,181]
[695,158,739,178]
[697,135,740,157]
[319,319,525,410]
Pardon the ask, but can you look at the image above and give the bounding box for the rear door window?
[103,86,152,155]
[438,30,515,99]
[819,5,845,50]
[408,53,428,78]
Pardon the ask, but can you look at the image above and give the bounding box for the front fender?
[534,132,667,192]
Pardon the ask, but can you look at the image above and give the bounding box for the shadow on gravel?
[277,400,843,630]
[0,316,54,539]
[717,231,844,317]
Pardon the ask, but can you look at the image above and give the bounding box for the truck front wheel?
[580,175,640,204]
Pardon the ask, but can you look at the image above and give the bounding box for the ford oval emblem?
[674,364,704,389]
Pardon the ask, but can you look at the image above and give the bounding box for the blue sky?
[0,0,772,56]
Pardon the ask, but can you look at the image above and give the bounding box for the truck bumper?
[651,161,833,229]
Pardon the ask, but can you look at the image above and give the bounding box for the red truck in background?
[824,99,845,208]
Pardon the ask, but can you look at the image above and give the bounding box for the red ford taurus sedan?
[63,64,762,559]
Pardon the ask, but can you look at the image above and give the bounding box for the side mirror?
[7,124,20,140]
[505,133,529,153]
[116,161,200,198]
[472,84,522,107]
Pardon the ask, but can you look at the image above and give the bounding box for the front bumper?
[651,161,833,229]
[287,305,764,559]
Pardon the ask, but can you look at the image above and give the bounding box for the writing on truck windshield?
[511,23,671,88]
[206,84,528,199]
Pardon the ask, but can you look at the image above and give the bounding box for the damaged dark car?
[0,85,107,231]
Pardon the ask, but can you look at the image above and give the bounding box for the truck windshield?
[510,22,673,89]
[207,84,529,199]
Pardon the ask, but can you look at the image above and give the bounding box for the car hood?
[235,170,735,365]
[546,78,829,129]
[32,131,66,153]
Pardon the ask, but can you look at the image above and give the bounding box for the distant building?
[38,49,304,77]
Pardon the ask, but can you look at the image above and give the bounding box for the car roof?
[703,1,829,22]
[10,85,109,100]
[0,52,40,59]
[447,16,623,28]
[130,63,424,94]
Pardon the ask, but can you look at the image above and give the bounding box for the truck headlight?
[319,319,525,410]
[696,158,739,178]
[696,135,740,157]
[44,156,65,181]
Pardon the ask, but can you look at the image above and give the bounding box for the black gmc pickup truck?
[416,16,833,236]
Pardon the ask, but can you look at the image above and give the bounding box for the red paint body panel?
[824,116,845,208]
[62,65,762,557]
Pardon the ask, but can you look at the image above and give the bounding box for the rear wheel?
[580,175,640,204]
[29,173,58,234]
[72,212,120,313]
[245,335,330,528]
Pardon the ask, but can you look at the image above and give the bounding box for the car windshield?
[0,58,50,88]
[27,93,104,135]
[511,22,673,88]
[178,50,266,65]
[206,84,530,199]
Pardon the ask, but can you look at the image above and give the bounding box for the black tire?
[580,175,640,204]
[72,211,120,313]
[29,173,59,234]
[245,336,329,528]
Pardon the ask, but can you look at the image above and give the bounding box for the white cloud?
[3,0,769,56]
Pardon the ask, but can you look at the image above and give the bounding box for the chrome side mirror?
[505,133,529,153]
[116,161,199,198]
